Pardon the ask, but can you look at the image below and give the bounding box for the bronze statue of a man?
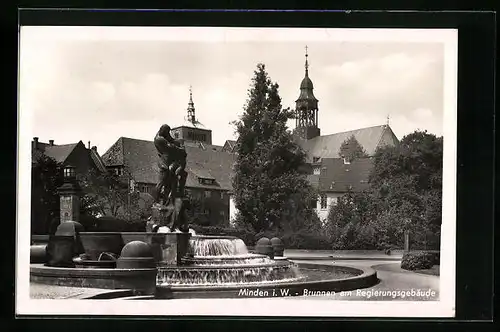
[153,124,188,205]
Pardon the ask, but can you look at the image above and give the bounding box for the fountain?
[29,124,378,299]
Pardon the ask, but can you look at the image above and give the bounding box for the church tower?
[293,46,320,140]
[171,86,213,145]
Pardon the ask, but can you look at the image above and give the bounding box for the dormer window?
[312,156,321,163]
[313,167,321,175]
[343,157,351,165]
[199,178,215,185]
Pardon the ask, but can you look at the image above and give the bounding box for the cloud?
[20,33,446,153]
[316,51,443,135]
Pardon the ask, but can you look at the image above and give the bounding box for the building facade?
[101,87,235,227]
[31,138,108,234]
[100,48,399,226]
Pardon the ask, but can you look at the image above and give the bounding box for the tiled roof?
[44,143,79,163]
[306,174,320,189]
[32,141,78,164]
[298,125,398,162]
[318,157,373,193]
[222,140,237,152]
[32,140,109,175]
[101,137,235,191]
[90,149,108,172]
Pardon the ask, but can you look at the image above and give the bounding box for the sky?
[19,27,454,155]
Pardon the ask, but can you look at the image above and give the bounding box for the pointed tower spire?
[187,85,196,124]
[305,45,309,76]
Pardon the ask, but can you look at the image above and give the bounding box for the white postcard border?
[17,27,457,317]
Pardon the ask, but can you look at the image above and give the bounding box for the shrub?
[401,251,435,270]
[281,232,331,250]
[425,250,440,265]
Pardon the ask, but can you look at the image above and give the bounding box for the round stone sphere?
[270,237,282,246]
[55,221,84,236]
[255,237,274,259]
[120,241,154,258]
[256,237,271,245]
[270,237,284,257]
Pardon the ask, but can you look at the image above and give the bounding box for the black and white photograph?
[17,26,457,317]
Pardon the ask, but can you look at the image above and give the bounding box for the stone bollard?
[55,220,85,255]
[30,244,48,263]
[270,237,284,257]
[255,237,274,259]
[117,241,156,269]
[46,221,85,267]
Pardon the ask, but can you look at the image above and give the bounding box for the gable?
[43,143,79,163]
[101,137,125,166]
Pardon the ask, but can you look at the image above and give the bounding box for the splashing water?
[189,237,249,256]
[156,235,304,286]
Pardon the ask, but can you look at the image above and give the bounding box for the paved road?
[283,259,440,301]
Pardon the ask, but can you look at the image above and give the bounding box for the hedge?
[189,225,333,250]
[401,251,439,271]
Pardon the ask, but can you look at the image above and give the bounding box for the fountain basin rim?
[31,264,156,277]
[155,263,378,295]
[189,253,268,259]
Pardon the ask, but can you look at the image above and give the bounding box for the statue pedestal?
[147,203,172,232]
[153,232,191,266]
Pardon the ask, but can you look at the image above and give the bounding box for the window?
[115,168,123,176]
[310,199,317,209]
[204,190,211,198]
[313,157,320,163]
[174,132,179,138]
[63,168,71,177]
[220,191,224,199]
[320,194,327,209]
[140,185,150,194]
[313,167,321,175]
[199,178,215,185]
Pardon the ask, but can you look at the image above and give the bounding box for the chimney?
[49,140,54,146]
[88,141,91,149]
[91,146,97,153]
[33,137,39,149]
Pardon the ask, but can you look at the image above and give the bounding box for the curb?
[288,256,402,261]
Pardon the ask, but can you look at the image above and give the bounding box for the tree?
[232,63,318,233]
[78,168,144,221]
[326,130,443,250]
[371,130,443,249]
[31,154,64,234]
[339,135,368,162]
[327,190,379,249]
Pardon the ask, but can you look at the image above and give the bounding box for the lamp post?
[57,165,81,224]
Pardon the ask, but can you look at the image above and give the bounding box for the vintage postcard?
[17,26,457,317]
